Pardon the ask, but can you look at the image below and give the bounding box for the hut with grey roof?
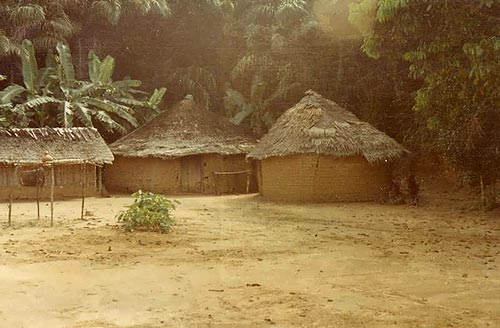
[0,127,114,200]
[104,97,257,194]
[247,91,409,202]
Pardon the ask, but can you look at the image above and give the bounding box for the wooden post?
[36,169,40,220]
[97,165,102,196]
[50,165,54,227]
[81,162,86,220]
[480,175,485,210]
[8,195,12,226]
[246,172,250,194]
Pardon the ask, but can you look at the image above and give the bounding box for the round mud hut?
[104,96,257,195]
[247,91,408,202]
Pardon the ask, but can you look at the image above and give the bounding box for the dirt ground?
[0,192,499,327]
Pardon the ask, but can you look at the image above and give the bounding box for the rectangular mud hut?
[0,128,114,201]
[247,91,409,202]
[104,96,257,195]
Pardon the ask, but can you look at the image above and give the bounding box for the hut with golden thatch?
[247,91,409,202]
[104,96,257,194]
[0,127,114,200]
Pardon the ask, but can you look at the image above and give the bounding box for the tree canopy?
[1,0,499,206]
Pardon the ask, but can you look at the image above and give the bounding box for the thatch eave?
[110,97,257,158]
[112,144,255,159]
[0,127,114,165]
[247,90,409,163]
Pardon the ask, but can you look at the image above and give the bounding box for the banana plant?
[225,67,301,134]
[224,1,310,135]
[0,39,166,133]
[0,40,59,127]
[50,43,145,132]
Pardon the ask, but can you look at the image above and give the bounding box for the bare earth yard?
[0,194,499,327]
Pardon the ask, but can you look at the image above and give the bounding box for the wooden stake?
[246,172,250,194]
[36,170,40,220]
[480,175,485,210]
[97,166,102,196]
[8,195,12,226]
[81,162,86,220]
[50,165,54,227]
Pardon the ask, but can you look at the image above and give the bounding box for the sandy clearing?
[0,194,499,327]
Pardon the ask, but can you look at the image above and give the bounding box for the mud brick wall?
[104,156,181,194]
[260,154,390,202]
[0,164,98,201]
[105,154,256,195]
[202,154,255,194]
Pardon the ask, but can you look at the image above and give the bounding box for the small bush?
[117,190,178,233]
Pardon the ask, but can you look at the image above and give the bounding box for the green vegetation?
[350,0,500,209]
[0,0,499,207]
[0,39,165,134]
[117,191,178,233]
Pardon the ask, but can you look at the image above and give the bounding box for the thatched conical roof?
[0,127,114,165]
[248,91,408,163]
[110,97,256,158]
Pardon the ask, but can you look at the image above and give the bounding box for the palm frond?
[231,53,256,80]
[20,39,39,94]
[246,3,275,24]
[129,0,172,16]
[59,101,74,127]
[56,42,76,84]
[223,88,254,125]
[0,85,26,104]
[73,103,94,127]
[111,79,142,90]
[9,4,46,27]
[82,97,139,127]
[92,0,122,25]
[115,97,146,107]
[93,110,126,133]
[147,87,166,111]
[88,50,102,83]
[23,96,60,108]
[0,33,12,57]
[171,67,215,108]
[98,55,115,84]
[250,74,267,105]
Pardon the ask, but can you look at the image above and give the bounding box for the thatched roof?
[248,90,408,163]
[0,127,114,165]
[110,97,256,158]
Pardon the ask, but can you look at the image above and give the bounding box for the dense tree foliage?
[1,0,498,206]
[351,0,500,207]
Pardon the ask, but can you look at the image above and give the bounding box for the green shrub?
[117,191,178,233]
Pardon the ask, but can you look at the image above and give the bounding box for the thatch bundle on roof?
[248,90,408,163]
[0,127,114,165]
[110,97,256,158]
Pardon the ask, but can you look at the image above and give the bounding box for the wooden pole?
[36,169,40,220]
[246,172,250,194]
[8,195,12,226]
[97,166,102,196]
[480,175,485,210]
[50,165,54,227]
[81,162,86,220]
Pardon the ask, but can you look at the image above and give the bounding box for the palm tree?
[0,0,171,57]
[223,0,313,134]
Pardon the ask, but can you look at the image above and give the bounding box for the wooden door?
[181,156,202,193]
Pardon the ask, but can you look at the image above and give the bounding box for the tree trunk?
[481,175,498,211]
